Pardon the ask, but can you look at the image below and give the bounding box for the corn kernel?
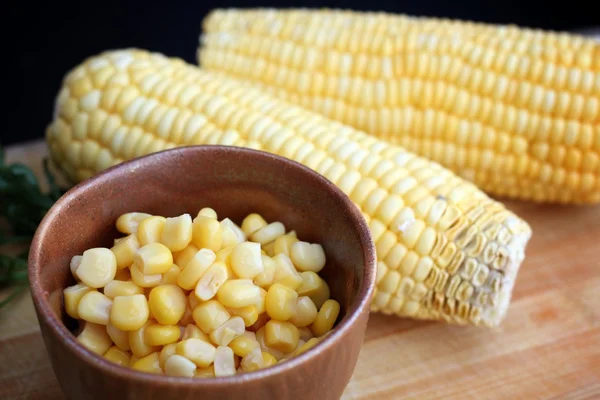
[195,261,228,301]
[182,324,209,341]
[221,218,247,248]
[214,346,236,377]
[130,264,162,288]
[262,241,276,257]
[228,305,259,327]
[70,255,82,281]
[264,320,300,354]
[111,234,140,269]
[77,248,117,288]
[116,212,152,234]
[266,283,298,321]
[241,213,267,236]
[191,216,222,251]
[160,214,193,252]
[241,347,264,372]
[297,271,330,309]
[134,243,173,275]
[148,284,187,325]
[131,352,162,374]
[210,316,245,346]
[250,222,285,244]
[295,337,320,356]
[273,234,298,257]
[158,343,178,369]
[249,312,270,333]
[161,264,181,285]
[107,322,131,351]
[289,296,318,327]
[217,279,262,308]
[272,254,302,290]
[253,255,276,288]
[173,244,199,269]
[255,326,285,360]
[262,351,277,367]
[77,322,112,355]
[188,292,201,309]
[195,365,215,377]
[298,327,314,342]
[165,354,197,377]
[196,207,218,220]
[104,346,131,366]
[145,324,181,346]
[255,288,267,314]
[129,320,160,358]
[177,248,216,290]
[110,294,149,331]
[103,280,143,299]
[290,242,326,273]
[311,299,340,337]
[78,291,112,325]
[64,283,94,319]
[137,216,166,246]
[231,242,264,279]
[192,299,231,334]
[177,338,217,367]
[215,245,234,264]
[229,334,260,357]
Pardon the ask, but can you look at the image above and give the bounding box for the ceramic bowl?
[29,145,376,400]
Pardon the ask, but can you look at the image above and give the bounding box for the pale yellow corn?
[76,248,117,288]
[264,320,300,354]
[129,321,161,358]
[158,343,178,369]
[289,297,318,327]
[131,352,162,374]
[160,214,193,252]
[104,346,131,366]
[103,280,143,299]
[255,326,284,360]
[273,235,298,257]
[145,324,181,346]
[182,324,210,341]
[272,254,302,290]
[230,242,264,279]
[262,351,277,367]
[253,255,276,288]
[297,272,331,309]
[47,49,532,326]
[214,346,236,377]
[134,243,173,275]
[200,8,600,204]
[311,299,341,337]
[148,285,187,325]
[250,222,286,245]
[77,322,113,355]
[196,207,218,220]
[192,300,231,334]
[70,255,82,281]
[266,283,297,321]
[161,264,181,285]
[290,242,326,273]
[209,316,246,346]
[195,366,215,377]
[228,305,259,327]
[241,213,267,236]
[116,212,152,235]
[217,279,262,308]
[107,322,131,351]
[177,248,216,290]
[114,268,131,281]
[78,291,113,325]
[177,338,217,367]
[130,264,162,288]
[195,261,228,300]
[221,218,246,247]
[111,234,140,269]
[137,216,166,246]
[110,294,149,331]
[240,347,264,372]
[165,354,197,377]
[173,244,199,269]
[192,216,222,251]
[229,334,260,357]
[298,327,314,342]
[64,283,94,319]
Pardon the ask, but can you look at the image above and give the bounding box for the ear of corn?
[198,8,600,204]
[46,49,532,327]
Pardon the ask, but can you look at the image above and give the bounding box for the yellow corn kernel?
[173,244,199,269]
[161,264,181,285]
[104,346,131,366]
[188,292,201,309]
[130,264,162,288]
[77,322,112,355]
[298,326,313,342]
[158,343,178,369]
[311,299,340,337]
[261,351,277,367]
[116,212,152,234]
[250,221,286,245]
[215,245,234,263]
[182,324,209,341]
[145,324,181,346]
[77,291,113,325]
[220,218,247,248]
[196,207,218,220]
[114,268,131,281]
[109,294,149,331]
[228,305,259,327]
[131,352,162,374]
[107,322,131,351]
[273,234,298,257]
[241,213,267,236]
[103,280,143,299]
[264,320,300,354]
[240,347,264,372]
[177,248,216,290]
[137,216,166,246]
[289,296,318,327]
[134,243,173,275]
[64,283,94,319]
[110,234,140,269]
[192,299,231,334]
[209,316,245,346]
[290,242,326,273]
[165,354,197,377]
[295,337,320,356]
[195,365,215,377]
[76,248,117,288]
[176,338,217,367]
[70,255,82,281]
[191,216,222,251]
[229,335,260,357]
[255,326,284,360]
[148,284,187,325]
[160,214,193,252]
[129,321,160,358]
[253,255,276,288]
[230,242,264,279]
[217,279,262,308]
[272,254,302,290]
[195,261,228,301]
[254,287,267,315]
[262,241,276,257]
[297,271,330,309]
[214,346,236,377]
[266,283,298,321]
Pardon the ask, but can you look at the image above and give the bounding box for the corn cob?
[46,49,532,327]
[198,8,600,204]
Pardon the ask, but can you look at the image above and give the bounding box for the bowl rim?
[28,145,376,388]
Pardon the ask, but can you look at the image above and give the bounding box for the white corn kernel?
[272,254,302,290]
[220,218,246,248]
[195,261,228,301]
[250,222,285,244]
[241,213,267,236]
[230,242,264,279]
[214,346,236,377]
[70,255,82,281]
[77,291,113,325]
[77,248,117,288]
[177,248,216,290]
[134,243,173,275]
[209,316,246,346]
[165,354,197,377]
[290,242,326,273]
[160,214,193,252]
[116,212,152,234]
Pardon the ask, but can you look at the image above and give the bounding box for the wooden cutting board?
[1,140,599,400]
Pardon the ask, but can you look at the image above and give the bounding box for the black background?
[4,0,598,146]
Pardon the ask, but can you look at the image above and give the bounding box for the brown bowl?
[28,145,376,400]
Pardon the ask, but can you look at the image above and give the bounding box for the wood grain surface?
[1,140,599,400]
